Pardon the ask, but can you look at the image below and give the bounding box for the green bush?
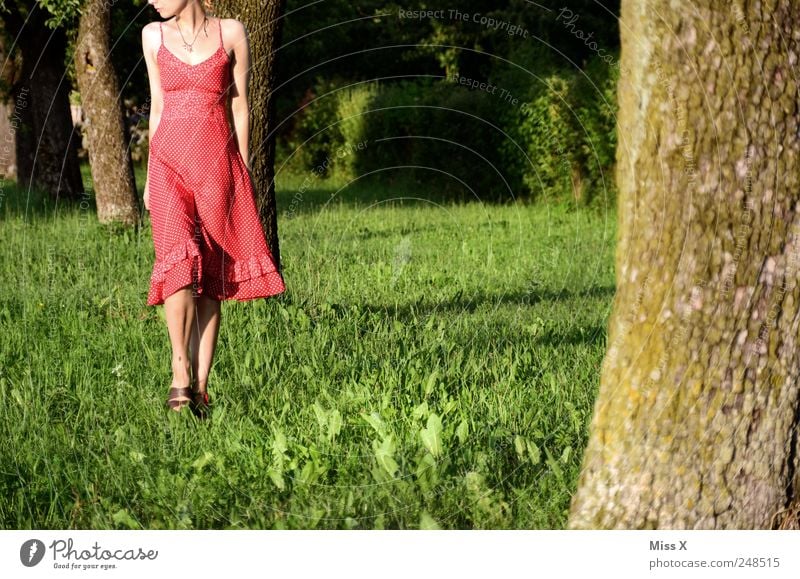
[283,76,345,178]
[282,78,383,181]
[336,80,380,177]
[280,51,619,205]
[516,74,577,202]
[571,57,619,205]
[496,50,619,205]
[351,79,522,200]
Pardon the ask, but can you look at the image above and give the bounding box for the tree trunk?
[568,0,800,529]
[215,0,287,272]
[2,2,84,201]
[73,0,140,225]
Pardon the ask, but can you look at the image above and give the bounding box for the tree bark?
[215,0,287,272]
[568,0,800,529]
[73,0,140,225]
[1,2,84,201]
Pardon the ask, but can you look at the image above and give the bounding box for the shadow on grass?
[274,172,550,219]
[325,281,609,342]
[2,163,150,224]
[307,285,614,347]
[5,163,584,223]
[352,285,616,319]
[535,324,607,347]
[0,180,80,221]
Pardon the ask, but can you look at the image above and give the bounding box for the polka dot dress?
[146,17,286,306]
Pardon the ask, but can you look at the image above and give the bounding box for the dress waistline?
[162,90,227,119]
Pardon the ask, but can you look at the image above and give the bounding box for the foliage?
[275,1,622,203]
[1,0,622,206]
[285,75,524,199]
[334,79,380,177]
[570,56,619,204]
[0,0,79,30]
[282,49,619,204]
[494,47,620,205]
[282,75,349,177]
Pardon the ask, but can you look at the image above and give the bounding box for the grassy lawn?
[0,166,616,529]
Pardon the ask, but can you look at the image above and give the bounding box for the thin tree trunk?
[215,0,287,272]
[73,0,140,225]
[2,3,84,201]
[569,0,800,529]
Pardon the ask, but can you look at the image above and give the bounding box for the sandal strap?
[167,386,192,410]
[189,389,211,419]
[192,391,209,404]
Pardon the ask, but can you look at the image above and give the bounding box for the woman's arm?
[142,22,164,208]
[227,20,251,169]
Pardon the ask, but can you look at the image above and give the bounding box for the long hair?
[202,0,214,14]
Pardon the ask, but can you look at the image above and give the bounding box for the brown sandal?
[190,388,211,420]
[166,386,192,412]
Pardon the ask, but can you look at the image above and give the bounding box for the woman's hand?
[144,177,150,211]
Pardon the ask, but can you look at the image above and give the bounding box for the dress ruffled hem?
[150,238,202,284]
[202,269,286,303]
[147,238,202,306]
[205,251,279,283]
[147,245,285,306]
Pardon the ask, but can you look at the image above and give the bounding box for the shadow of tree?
[295,284,614,348]
[535,324,607,347]
[351,285,616,320]
[275,176,529,221]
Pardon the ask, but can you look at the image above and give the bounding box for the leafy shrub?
[516,75,578,202]
[283,76,345,177]
[497,51,620,205]
[336,81,380,177]
[281,51,619,205]
[351,79,522,200]
[571,57,619,205]
[283,78,383,180]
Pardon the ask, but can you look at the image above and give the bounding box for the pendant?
[183,43,193,52]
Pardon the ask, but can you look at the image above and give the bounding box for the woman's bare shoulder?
[141,21,162,52]
[142,21,162,37]
[219,18,247,40]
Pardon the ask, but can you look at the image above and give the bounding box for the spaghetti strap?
[159,21,163,45]
[217,18,223,49]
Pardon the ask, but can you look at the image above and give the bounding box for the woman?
[142,0,285,418]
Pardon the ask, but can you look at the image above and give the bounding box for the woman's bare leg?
[189,295,222,393]
[164,286,196,409]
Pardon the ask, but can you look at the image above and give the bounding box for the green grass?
[0,166,616,529]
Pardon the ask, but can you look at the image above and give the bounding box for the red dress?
[146,18,285,306]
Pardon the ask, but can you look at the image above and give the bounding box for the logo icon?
[20,539,45,567]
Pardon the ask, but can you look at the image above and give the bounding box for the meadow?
[0,167,616,529]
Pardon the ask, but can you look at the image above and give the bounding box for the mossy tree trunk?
[215,0,287,272]
[74,0,140,225]
[569,0,800,529]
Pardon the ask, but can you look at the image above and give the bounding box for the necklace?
[175,15,208,52]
